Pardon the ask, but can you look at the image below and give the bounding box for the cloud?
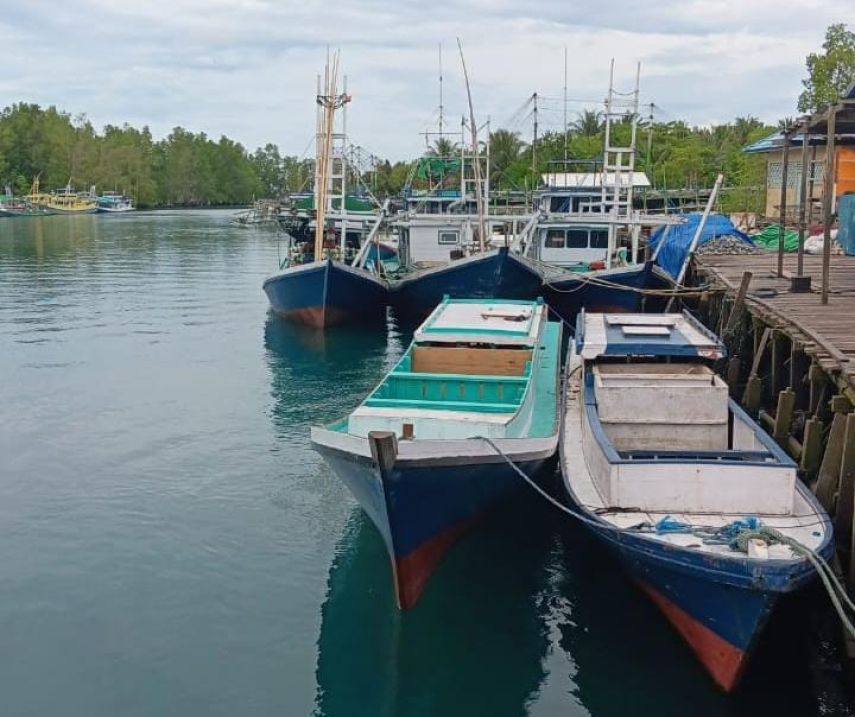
[0,0,849,159]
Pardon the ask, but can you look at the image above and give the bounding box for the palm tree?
[488,129,524,187]
[428,137,458,158]
[571,109,604,137]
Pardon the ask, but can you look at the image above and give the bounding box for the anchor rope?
[477,436,855,638]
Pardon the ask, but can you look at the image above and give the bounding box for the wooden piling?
[834,415,855,555]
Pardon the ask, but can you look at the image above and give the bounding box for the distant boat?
[311,297,563,608]
[35,183,97,215]
[560,310,833,691]
[0,181,54,217]
[96,191,134,213]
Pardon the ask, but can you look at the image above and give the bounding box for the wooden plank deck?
[693,254,855,389]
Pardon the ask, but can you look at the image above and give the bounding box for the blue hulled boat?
[263,258,388,328]
[537,260,672,324]
[311,297,562,607]
[389,247,543,323]
[560,311,833,691]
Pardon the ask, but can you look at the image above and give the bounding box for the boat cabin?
[573,312,797,515]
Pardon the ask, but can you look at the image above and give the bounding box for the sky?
[0,0,849,160]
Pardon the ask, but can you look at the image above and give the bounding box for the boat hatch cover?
[576,310,725,360]
[415,297,544,347]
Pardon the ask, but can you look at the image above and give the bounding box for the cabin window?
[590,230,609,249]
[566,230,589,248]
[544,229,565,248]
[550,196,571,213]
[438,231,459,245]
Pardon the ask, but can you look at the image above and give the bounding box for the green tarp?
[752,224,800,252]
[415,157,461,181]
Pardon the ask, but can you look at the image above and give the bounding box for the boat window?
[550,196,571,213]
[590,229,609,248]
[566,229,589,248]
[544,229,565,248]
[438,231,459,245]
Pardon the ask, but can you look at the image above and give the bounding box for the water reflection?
[313,499,555,717]
[263,313,400,431]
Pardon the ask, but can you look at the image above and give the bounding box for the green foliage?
[0,103,295,207]
[798,23,855,112]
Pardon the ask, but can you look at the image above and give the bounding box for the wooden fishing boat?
[311,297,562,608]
[389,245,543,323]
[559,311,833,691]
[263,257,388,328]
[36,184,97,215]
[96,191,134,213]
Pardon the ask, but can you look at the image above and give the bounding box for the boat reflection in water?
[313,501,553,717]
[263,314,399,435]
[312,501,824,717]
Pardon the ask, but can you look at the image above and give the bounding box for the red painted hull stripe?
[637,580,749,692]
[391,514,482,610]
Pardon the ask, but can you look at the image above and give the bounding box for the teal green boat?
[311,297,563,608]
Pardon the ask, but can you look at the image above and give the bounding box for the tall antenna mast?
[457,37,486,252]
[563,47,568,162]
[531,92,538,178]
[438,42,444,140]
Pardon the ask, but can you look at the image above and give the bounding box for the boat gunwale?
[558,352,835,591]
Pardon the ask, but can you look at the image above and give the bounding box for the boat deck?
[562,366,827,559]
[693,253,855,386]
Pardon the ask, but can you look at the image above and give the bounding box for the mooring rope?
[477,436,855,638]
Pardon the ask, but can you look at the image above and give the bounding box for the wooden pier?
[692,251,855,663]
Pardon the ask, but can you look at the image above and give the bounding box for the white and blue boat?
[311,297,562,608]
[560,311,833,691]
[96,191,134,213]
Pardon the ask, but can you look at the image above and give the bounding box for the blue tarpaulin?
[649,213,753,279]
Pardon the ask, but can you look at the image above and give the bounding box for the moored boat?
[36,184,98,214]
[96,191,134,213]
[389,246,543,323]
[263,257,388,328]
[311,297,563,608]
[559,311,833,691]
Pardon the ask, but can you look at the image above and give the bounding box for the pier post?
[797,120,809,276]
[778,127,791,277]
[834,414,855,551]
[724,271,752,335]
[773,389,796,445]
[821,105,837,305]
[726,357,741,398]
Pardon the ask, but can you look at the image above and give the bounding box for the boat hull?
[562,486,831,691]
[263,259,389,328]
[313,434,556,608]
[540,261,669,324]
[390,248,543,322]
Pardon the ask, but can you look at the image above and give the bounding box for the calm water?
[0,211,836,716]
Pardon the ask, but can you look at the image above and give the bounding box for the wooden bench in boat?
[410,345,532,377]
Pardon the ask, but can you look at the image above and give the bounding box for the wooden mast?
[457,38,486,252]
[314,51,341,262]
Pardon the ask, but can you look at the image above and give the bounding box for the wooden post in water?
[821,106,837,305]
[834,414,855,551]
[724,271,752,334]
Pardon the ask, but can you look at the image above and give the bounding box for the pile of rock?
[696,236,761,255]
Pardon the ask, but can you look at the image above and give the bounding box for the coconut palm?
[571,110,604,137]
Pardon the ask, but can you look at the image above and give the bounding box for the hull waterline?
[315,440,556,608]
[263,259,389,328]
